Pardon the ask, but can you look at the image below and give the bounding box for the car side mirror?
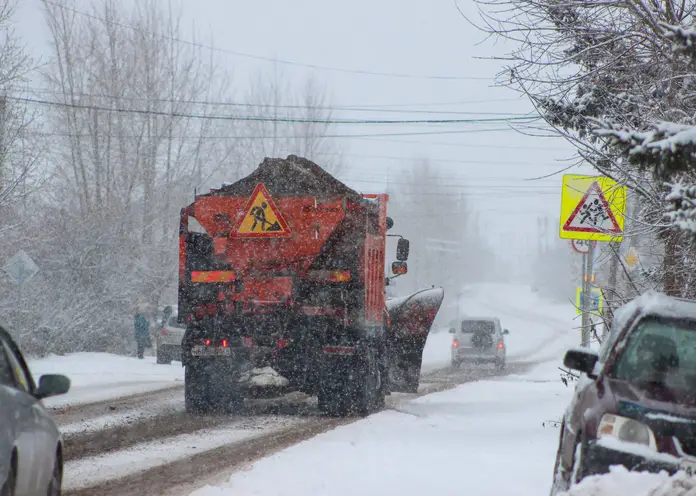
[563,348,599,378]
[448,327,456,334]
[396,238,410,261]
[503,329,510,335]
[34,374,71,400]
[392,261,408,275]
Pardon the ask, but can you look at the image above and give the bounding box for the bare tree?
[243,67,344,173]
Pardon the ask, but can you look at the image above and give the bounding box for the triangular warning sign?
[232,184,291,238]
[563,182,621,234]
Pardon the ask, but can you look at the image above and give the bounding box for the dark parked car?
[551,292,696,494]
[0,325,71,496]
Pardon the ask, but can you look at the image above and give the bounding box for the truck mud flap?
[386,287,444,393]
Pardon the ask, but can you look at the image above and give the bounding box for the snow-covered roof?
[615,290,696,324]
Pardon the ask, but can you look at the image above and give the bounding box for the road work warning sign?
[560,175,626,242]
[233,183,291,238]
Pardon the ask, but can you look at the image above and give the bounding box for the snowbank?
[28,352,184,408]
[560,466,696,496]
[191,362,573,496]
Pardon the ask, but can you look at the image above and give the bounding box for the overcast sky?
[15,0,592,267]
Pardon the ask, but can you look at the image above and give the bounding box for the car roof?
[618,291,696,324]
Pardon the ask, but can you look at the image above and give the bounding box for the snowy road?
[62,362,533,496]
[25,283,578,496]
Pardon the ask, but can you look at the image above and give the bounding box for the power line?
[12,96,540,125]
[16,87,536,117]
[321,152,570,168]
[41,0,492,81]
[31,126,551,139]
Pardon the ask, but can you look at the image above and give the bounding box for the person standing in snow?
[134,311,150,359]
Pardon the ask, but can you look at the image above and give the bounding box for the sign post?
[560,174,626,347]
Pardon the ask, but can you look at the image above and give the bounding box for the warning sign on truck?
[232,183,291,238]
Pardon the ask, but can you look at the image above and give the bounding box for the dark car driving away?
[0,325,71,496]
[551,291,696,494]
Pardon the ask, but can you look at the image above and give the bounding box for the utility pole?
[581,241,596,347]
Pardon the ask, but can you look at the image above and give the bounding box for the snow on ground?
[28,352,184,408]
[560,465,696,496]
[191,283,580,496]
[64,417,303,492]
[192,361,574,496]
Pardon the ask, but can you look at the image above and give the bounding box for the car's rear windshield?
[461,320,495,334]
[167,316,184,328]
[611,316,696,396]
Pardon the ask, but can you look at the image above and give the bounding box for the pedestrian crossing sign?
[560,175,626,242]
[575,287,603,316]
[232,183,291,238]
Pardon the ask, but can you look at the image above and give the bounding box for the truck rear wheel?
[185,365,211,414]
[318,344,384,417]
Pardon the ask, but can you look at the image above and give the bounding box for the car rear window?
[461,320,495,334]
[168,316,184,329]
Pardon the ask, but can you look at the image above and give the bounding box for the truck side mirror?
[396,238,409,261]
[386,217,394,231]
[392,261,408,275]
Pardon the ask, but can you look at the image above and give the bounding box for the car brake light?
[452,339,459,348]
[222,339,228,347]
[160,328,169,336]
[277,338,288,350]
[498,342,504,349]
[241,336,254,348]
[205,339,211,346]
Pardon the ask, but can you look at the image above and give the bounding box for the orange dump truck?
[178,155,444,415]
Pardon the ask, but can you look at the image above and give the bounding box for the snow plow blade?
[386,287,445,393]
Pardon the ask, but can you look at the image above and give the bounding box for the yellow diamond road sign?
[560,174,626,242]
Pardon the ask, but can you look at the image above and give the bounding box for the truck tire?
[319,344,384,417]
[355,345,384,415]
[185,365,211,414]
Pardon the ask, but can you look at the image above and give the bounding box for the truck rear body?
[178,155,443,413]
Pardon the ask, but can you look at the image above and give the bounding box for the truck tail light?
[498,341,504,349]
[452,338,459,348]
[308,270,351,282]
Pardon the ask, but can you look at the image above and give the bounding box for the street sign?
[3,250,39,286]
[560,175,626,242]
[575,287,603,316]
[571,239,597,254]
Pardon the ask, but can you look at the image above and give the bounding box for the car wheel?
[549,421,569,495]
[47,448,62,496]
[571,433,588,485]
[1,452,16,496]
